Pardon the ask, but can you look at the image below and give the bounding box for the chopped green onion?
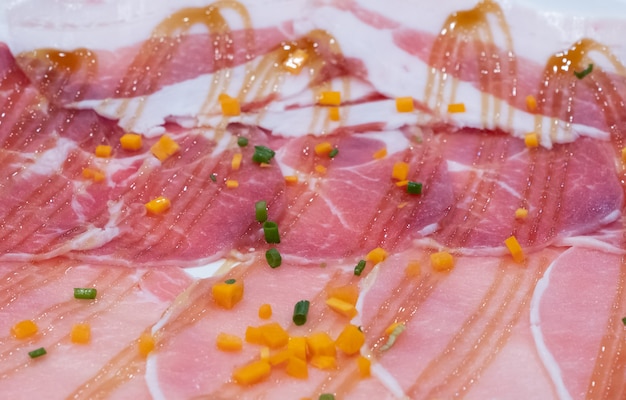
[225,278,236,284]
[328,148,339,158]
[319,394,335,400]
[574,63,593,79]
[252,145,275,164]
[293,300,310,326]
[265,248,282,268]
[622,317,626,326]
[210,173,217,182]
[354,260,366,276]
[237,137,249,147]
[407,181,423,195]
[255,200,268,223]
[28,347,47,359]
[263,221,280,244]
[74,288,97,300]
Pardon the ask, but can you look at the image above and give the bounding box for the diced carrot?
[212,280,244,309]
[285,175,299,185]
[373,147,387,159]
[120,133,142,151]
[515,208,528,219]
[315,165,327,174]
[232,360,271,385]
[405,260,421,277]
[216,332,243,352]
[71,323,91,344]
[327,284,359,306]
[395,97,414,113]
[283,48,309,74]
[335,324,365,355]
[286,356,308,379]
[447,103,466,113]
[231,153,243,170]
[268,349,291,366]
[315,142,333,156]
[150,135,180,162]
[357,356,371,378]
[319,91,341,106]
[225,179,239,189]
[145,196,171,214]
[392,161,410,181]
[82,168,105,182]
[366,247,388,264]
[395,180,409,187]
[258,303,272,319]
[430,251,454,271]
[245,326,264,345]
[259,322,289,349]
[505,235,525,263]
[621,147,626,163]
[11,319,38,339]
[138,333,155,357]
[288,336,307,361]
[95,144,112,158]
[306,332,336,358]
[525,133,539,148]
[525,95,537,111]
[326,297,357,319]
[218,93,241,116]
[310,355,336,370]
[328,107,340,121]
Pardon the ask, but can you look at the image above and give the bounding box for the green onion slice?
[328,148,339,158]
[225,279,236,285]
[622,317,626,326]
[252,145,276,164]
[292,300,310,326]
[74,288,97,300]
[407,181,423,195]
[263,221,280,244]
[319,394,336,400]
[354,260,366,276]
[255,200,268,223]
[265,248,282,268]
[210,173,217,182]
[237,137,249,147]
[28,347,47,359]
[574,63,593,79]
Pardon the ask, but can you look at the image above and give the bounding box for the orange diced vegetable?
[328,107,340,121]
[245,326,264,345]
[310,355,336,370]
[515,208,528,219]
[232,360,271,385]
[82,168,105,182]
[95,144,112,158]
[621,147,626,163]
[525,133,539,148]
[366,247,388,264]
[385,322,402,335]
[288,336,307,361]
[430,251,454,271]
[526,95,537,111]
[357,356,371,378]
[268,349,291,366]
[315,165,327,174]
[306,332,336,357]
[219,93,241,116]
[405,260,421,277]
[286,356,308,379]
[258,303,272,319]
[71,323,91,344]
[315,142,333,156]
[216,332,243,352]
[395,180,409,187]
[259,322,289,349]
[326,297,357,319]
[505,235,525,263]
[447,103,466,113]
[138,333,155,357]
[11,319,38,339]
[319,91,341,106]
[395,97,414,113]
[150,135,180,162]
[285,175,299,185]
[327,284,359,306]
[335,324,365,355]
[145,196,171,214]
[373,147,387,159]
[212,280,244,309]
[225,179,239,189]
[231,153,243,170]
[283,48,309,74]
[120,133,142,151]
[392,161,410,181]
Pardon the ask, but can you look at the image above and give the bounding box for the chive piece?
[319,394,335,400]
[255,200,268,223]
[74,288,97,300]
[252,145,275,164]
[407,181,423,195]
[225,278,236,284]
[622,317,626,326]
[263,221,280,244]
[354,260,366,276]
[210,173,217,182]
[574,63,593,79]
[328,148,339,158]
[237,137,248,147]
[293,300,310,326]
[28,347,47,359]
[265,248,282,268]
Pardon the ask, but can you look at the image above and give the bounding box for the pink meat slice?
[0,258,191,399]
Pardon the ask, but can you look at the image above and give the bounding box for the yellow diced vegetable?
[405,260,421,277]
[11,319,38,339]
[392,161,410,181]
[319,91,341,106]
[515,208,528,219]
[335,324,365,355]
[366,247,388,264]
[145,196,171,214]
[285,175,299,185]
[150,135,180,162]
[259,322,289,349]
[258,303,272,319]
[373,147,387,159]
[310,355,336,370]
[315,142,333,156]
[225,179,239,189]
[326,297,357,319]
[95,144,112,158]
[447,103,466,113]
[245,326,263,345]
[525,133,539,148]
[71,323,91,344]
[328,107,340,121]
[138,333,155,357]
[120,133,142,151]
[231,153,243,170]
[219,93,241,116]
[357,356,371,378]
[395,180,409,187]
[315,164,327,174]
[288,336,308,361]
[430,251,454,271]
[232,360,271,385]
[396,97,414,113]
[82,168,105,183]
[268,349,291,366]
[327,284,359,306]
[526,95,537,111]
[216,332,243,352]
[505,235,525,263]
[286,356,308,379]
[212,280,244,309]
[306,332,336,358]
[621,147,626,163]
